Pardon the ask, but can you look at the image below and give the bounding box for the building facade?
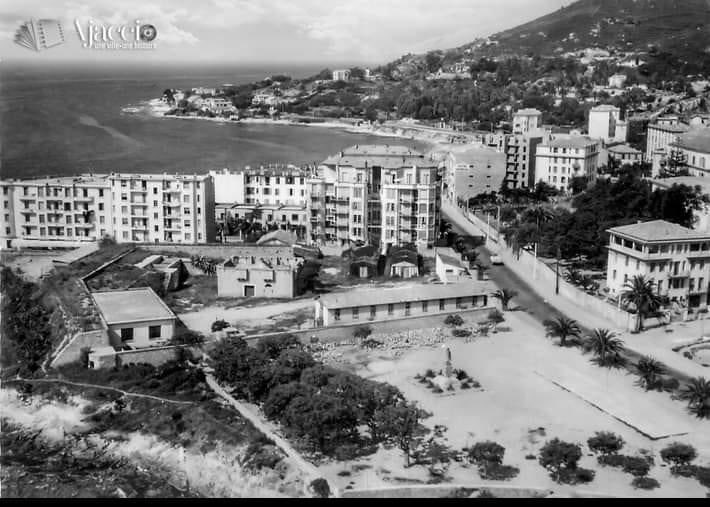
[442,147,506,203]
[216,248,302,298]
[669,129,710,177]
[535,136,601,192]
[588,105,626,145]
[315,282,496,327]
[512,109,542,135]
[606,220,710,310]
[646,121,690,162]
[311,145,441,253]
[1,173,216,248]
[608,144,643,167]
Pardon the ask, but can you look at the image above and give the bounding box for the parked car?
[490,255,504,266]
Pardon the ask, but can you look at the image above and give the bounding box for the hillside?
[485,0,710,58]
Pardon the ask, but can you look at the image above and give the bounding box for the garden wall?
[49,330,108,369]
[115,346,203,368]
[242,306,494,346]
[458,209,635,331]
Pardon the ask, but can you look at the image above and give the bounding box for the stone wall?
[50,330,108,368]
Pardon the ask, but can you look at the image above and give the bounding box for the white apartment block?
[669,128,710,177]
[588,105,627,145]
[646,121,690,163]
[606,220,710,310]
[535,136,600,193]
[332,69,351,82]
[1,175,111,249]
[503,133,546,190]
[512,109,542,135]
[311,145,441,253]
[109,174,215,244]
[0,173,216,249]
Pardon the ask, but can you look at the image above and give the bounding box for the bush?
[622,456,653,477]
[487,310,505,325]
[660,442,697,467]
[662,377,680,392]
[598,454,626,468]
[671,464,698,478]
[478,462,520,481]
[424,369,436,379]
[353,326,373,340]
[444,315,464,328]
[631,477,660,490]
[452,329,472,338]
[256,334,300,359]
[454,369,470,381]
[211,319,230,333]
[468,441,506,465]
[696,466,710,488]
[172,329,206,346]
[310,478,331,498]
[538,439,584,484]
[587,432,625,455]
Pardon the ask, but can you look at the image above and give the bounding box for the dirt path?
[6,378,194,406]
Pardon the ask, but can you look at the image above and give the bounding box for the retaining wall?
[136,243,294,260]
[50,330,108,368]
[115,346,202,368]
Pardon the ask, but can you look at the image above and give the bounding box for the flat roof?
[608,144,642,155]
[318,281,495,309]
[649,123,690,134]
[672,128,710,155]
[544,136,598,149]
[607,220,710,243]
[92,288,177,326]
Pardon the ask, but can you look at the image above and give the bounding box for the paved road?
[443,209,572,329]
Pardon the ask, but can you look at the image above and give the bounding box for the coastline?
[125,99,481,152]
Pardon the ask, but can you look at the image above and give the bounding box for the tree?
[491,289,518,312]
[584,329,626,368]
[353,326,373,341]
[538,439,585,484]
[373,402,423,466]
[211,319,230,333]
[444,314,464,328]
[635,356,666,392]
[256,334,301,360]
[544,317,581,347]
[587,432,625,456]
[679,377,710,419]
[622,276,663,332]
[171,329,206,347]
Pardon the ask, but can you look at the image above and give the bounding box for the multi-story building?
[588,105,627,145]
[512,108,542,135]
[535,136,600,193]
[669,128,710,177]
[332,69,351,82]
[606,220,710,310]
[0,175,111,249]
[217,248,303,299]
[108,173,215,244]
[646,121,690,162]
[502,133,546,190]
[311,145,441,252]
[608,144,643,167]
[442,147,506,204]
[1,173,216,248]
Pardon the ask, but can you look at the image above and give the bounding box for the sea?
[0,61,427,180]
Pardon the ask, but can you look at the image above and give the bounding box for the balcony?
[73,196,95,204]
[20,209,37,215]
[163,201,181,208]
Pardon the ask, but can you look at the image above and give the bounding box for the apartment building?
[588,105,627,145]
[646,121,690,162]
[0,175,111,249]
[606,220,710,310]
[512,108,542,135]
[332,69,351,82]
[311,145,441,252]
[535,136,600,193]
[108,173,215,244]
[669,128,710,177]
[442,147,506,203]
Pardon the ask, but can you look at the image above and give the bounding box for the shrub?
[662,377,681,392]
[432,387,444,394]
[424,369,436,379]
[476,490,496,498]
[172,329,206,346]
[660,443,697,467]
[460,382,472,390]
[454,369,470,381]
[598,453,626,468]
[211,319,230,333]
[538,439,584,484]
[256,334,300,359]
[310,478,331,498]
[671,464,698,478]
[622,456,653,477]
[631,477,660,490]
[444,315,465,328]
[452,329,472,338]
[353,326,373,340]
[696,466,710,488]
[587,432,625,455]
[337,470,351,477]
[478,462,520,481]
[468,441,506,465]
[487,310,505,325]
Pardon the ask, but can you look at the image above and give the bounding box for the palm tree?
[544,317,581,347]
[680,377,710,419]
[491,289,518,312]
[635,356,666,391]
[622,276,663,332]
[584,329,626,368]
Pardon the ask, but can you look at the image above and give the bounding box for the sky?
[0,0,564,66]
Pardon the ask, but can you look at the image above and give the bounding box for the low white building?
[92,288,178,349]
[436,248,471,284]
[535,136,601,192]
[332,69,351,82]
[606,220,710,310]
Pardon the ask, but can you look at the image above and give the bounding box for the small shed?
[349,245,380,279]
[386,246,420,279]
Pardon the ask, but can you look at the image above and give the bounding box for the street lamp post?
[555,245,561,295]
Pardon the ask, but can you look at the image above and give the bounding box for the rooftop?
[514,108,542,116]
[591,104,620,112]
[649,176,710,195]
[321,154,437,170]
[608,144,642,155]
[318,281,495,309]
[672,128,710,155]
[649,123,691,134]
[0,174,110,186]
[544,136,598,149]
[92,288,177,326]
[256,230,298,246]
[607,220,710,243]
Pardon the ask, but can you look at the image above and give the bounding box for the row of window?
[333,296,488,321]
